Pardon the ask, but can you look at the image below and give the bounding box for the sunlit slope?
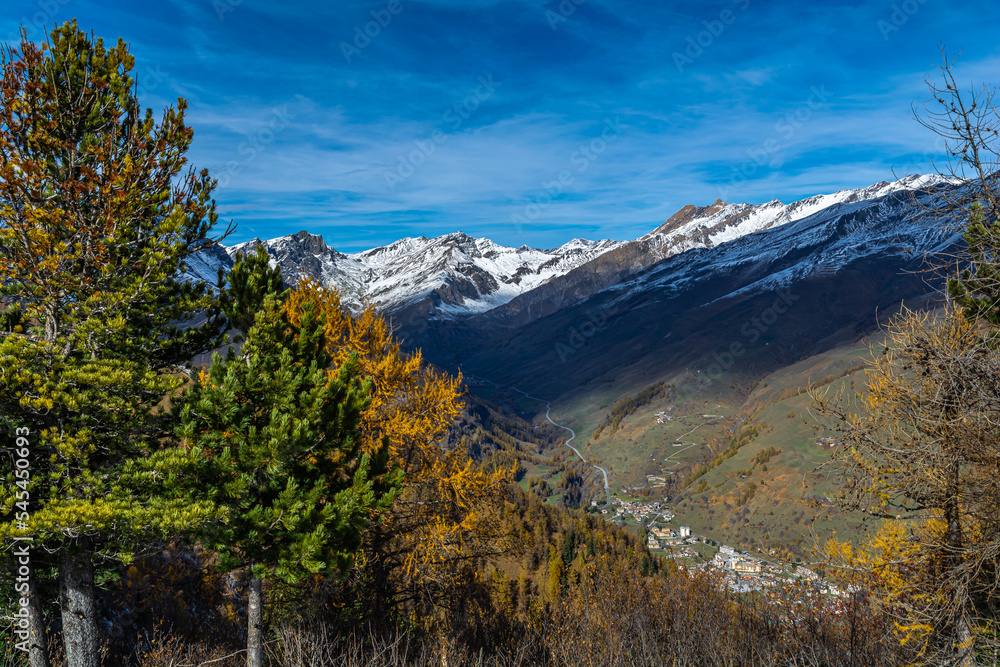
[537,337,891,558]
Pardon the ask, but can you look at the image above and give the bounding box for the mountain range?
[187,174,950,333]
[437,173,957,389]
[186,173,961,557]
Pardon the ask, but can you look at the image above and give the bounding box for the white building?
[731,558,762,574]
[712,553,732,569]
[679,526,691,538]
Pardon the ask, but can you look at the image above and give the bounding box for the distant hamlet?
[2,16,1000,667]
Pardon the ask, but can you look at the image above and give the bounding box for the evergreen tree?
[170,281,401,667]
[547,545,564,602]
[0,21,227,667]
[948,202,1000,327]
[280,278,513,619]
[220,244,285,335]
[561,527,576,566]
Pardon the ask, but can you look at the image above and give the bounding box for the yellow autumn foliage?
[282,278,514,585]
[817,304,1000,664]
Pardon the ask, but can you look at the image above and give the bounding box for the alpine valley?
[190,174,958,559]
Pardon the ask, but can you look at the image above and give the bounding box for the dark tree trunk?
[59,550,99,667]
[247,576,264,667]
[945,461,974,667]
[28,567,50,667]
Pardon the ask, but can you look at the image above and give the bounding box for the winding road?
[674,410,722,440]
[507,387,613,507]
[661,442,700,468]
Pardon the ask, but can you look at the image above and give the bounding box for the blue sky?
[4,0,999,251]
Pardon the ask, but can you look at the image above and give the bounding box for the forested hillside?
[2,20,999,667]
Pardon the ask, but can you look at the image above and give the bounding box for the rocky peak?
[649,198,729,237]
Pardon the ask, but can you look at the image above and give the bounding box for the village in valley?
[594,487,845,602]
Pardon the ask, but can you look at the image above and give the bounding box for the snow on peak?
[223,230,625,319]
[195,175,948,320]
[604,173,957,309]
[641,174,949,259]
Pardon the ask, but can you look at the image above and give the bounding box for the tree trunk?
[43,303,59,345]
[945,461,974,667]
[954,610,974,667]
[28,567,50,667]
[59,550,99,667]
[247,576,264,667]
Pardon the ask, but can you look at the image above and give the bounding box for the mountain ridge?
[421,174,957,395]
[184,174,951,332]
[179,173,961,557]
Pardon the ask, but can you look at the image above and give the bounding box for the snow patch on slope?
[187,174,951,320]
[225,230,623,318]
[644,174,952,258]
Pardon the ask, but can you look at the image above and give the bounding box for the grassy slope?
[531,337,881,559]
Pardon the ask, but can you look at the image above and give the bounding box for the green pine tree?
[562,527,576,566]
[949,202,1000,326]
[165,277,401,667]
[220,244,286,336]
[0,22,228,667]
[547,544,564,602]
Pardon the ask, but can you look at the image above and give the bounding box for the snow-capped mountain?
[184,175,951,328]
[181,243,232,288]
[457,174,953,330]
[607,176,955,307]
[216,231,622,323]
[437,174,960,393]
[642,174,947,254]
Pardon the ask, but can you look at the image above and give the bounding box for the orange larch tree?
[282,277,515,620]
